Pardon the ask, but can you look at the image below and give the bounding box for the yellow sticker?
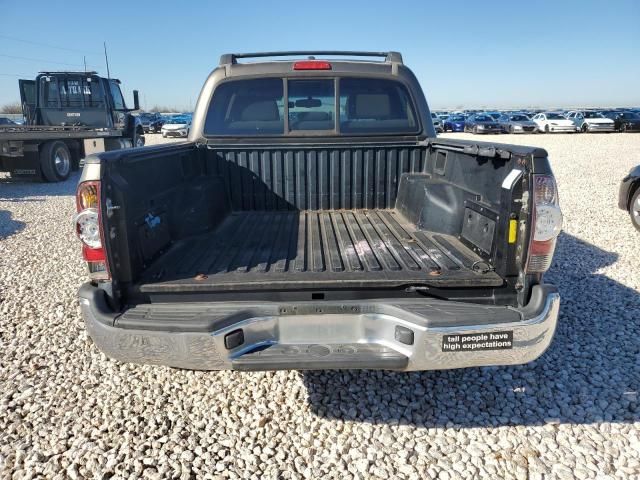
[508,219,518,244]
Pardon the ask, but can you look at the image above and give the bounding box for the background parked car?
[0,117,16,125]
[566,111,615,133]
[602,111,640,132]
[464,114,501,134]
[150,116,165,133]
[485,111,502,121]
[532,112,579,133]
[497,113,538,133]
[161,115,192,138]
[138,112,165,133]
[618,165,640,231]
[431,112,444,133]
[443,114,466,132]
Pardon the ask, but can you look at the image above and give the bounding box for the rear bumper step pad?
[232,344,408,371]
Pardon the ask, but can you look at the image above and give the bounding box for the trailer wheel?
[40,141,71,182]
[135,136,145,148]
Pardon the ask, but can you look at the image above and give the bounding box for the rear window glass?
[339,78,417,134]
[42,78,59,107]
[63,78,84,107]
[84,79,105,107]
[288,79,335,131]
[205,78,284,135]
[204,77,419,136]
[40,76,105,108]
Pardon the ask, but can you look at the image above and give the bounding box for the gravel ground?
[1,132,639,479]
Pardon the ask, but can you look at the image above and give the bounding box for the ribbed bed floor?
[139,210,503,292]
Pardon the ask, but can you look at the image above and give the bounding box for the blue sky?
[1,0,639,110]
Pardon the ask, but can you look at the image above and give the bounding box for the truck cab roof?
[191,50,436,141]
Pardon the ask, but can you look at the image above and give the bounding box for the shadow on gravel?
[0,209,26,239]
[302,232,639,427]
[0,172,79,199]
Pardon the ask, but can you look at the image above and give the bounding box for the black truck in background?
[0,72,144,182]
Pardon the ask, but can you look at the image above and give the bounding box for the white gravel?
[1,132,639,479]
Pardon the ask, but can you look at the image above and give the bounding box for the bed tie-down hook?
[471,260,495,274]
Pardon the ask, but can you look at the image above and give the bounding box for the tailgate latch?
[105,198,120,217]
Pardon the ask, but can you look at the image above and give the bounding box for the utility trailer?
[0,71,144,182]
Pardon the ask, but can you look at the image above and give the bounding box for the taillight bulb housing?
[75,208,101,249]
[533,205,563,241]
[74,181,110,280]
[526,174,563,273]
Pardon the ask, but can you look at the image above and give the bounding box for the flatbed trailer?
[0,124,124,141]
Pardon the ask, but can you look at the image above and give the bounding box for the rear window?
[204,77,419,136]
[288,79,335,131]
[40,75,105,108]
[205,78,285,135]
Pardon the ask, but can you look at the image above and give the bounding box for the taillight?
[526,174,563,273]
[74,181,110,280]
[293,60,332,70]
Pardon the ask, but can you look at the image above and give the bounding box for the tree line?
[1,103,22,114]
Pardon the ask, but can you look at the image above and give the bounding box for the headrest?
[352,94,391,119]
[297,111,330,121]
[239,99,280,121]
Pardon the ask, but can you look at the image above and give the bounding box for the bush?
[1,102,22,114]
[149,105,180,113]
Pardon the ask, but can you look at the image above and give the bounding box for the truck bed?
[0,124,122,141]
[139,209,502,292]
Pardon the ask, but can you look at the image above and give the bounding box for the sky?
[1,0,639,110]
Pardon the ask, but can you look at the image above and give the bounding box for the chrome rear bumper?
[79,284,559,371]
[586,124,615,132]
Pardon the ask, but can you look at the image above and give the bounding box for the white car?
[566,111,615,133]
[161,117,192,138]
[531,112,579,133]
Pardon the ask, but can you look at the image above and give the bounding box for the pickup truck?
[0,71,144,182]
[75,51,562,371]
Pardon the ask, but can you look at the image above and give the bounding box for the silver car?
[161,117,192,138]
[498,113,538,133]
[566,111,615,133]
[430,112,443,133]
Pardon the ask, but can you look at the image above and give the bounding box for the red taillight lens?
[526,175,563,273]
[82,244,106,261]
[75,181,109,280]
[293,60,332,70]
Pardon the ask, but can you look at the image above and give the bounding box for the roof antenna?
[103,41,111,79]
[83,56,87,74]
